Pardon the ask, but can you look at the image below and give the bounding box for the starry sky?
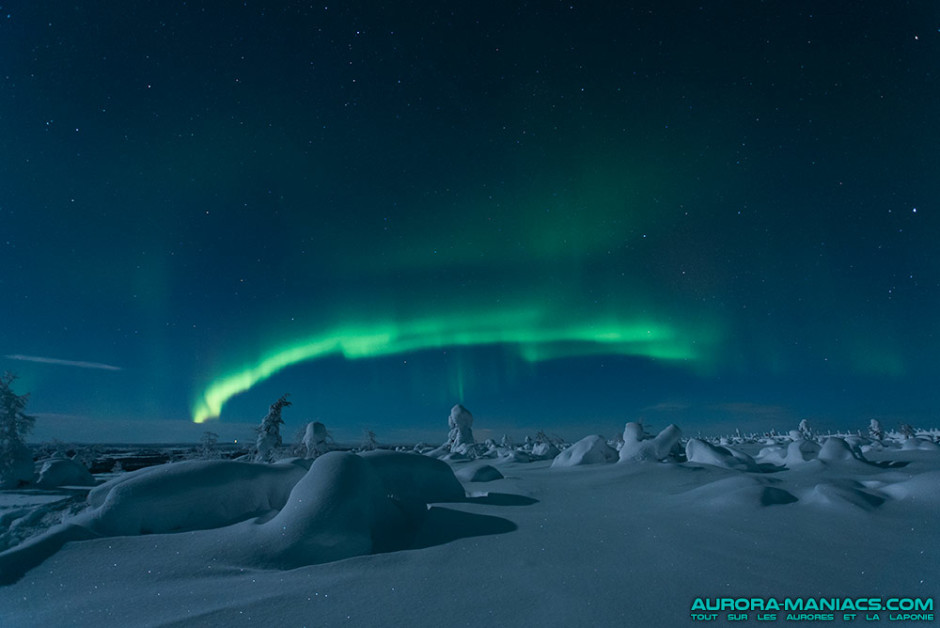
[2,2,939,443]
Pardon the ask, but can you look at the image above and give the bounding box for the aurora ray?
[192,308,715,423]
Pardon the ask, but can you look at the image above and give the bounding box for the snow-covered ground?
[0,424,937,627]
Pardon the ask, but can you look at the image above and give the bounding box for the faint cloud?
[642,401,692,413]
[32,412,90,421]
[711,402,793,421]
[5,354,122,371]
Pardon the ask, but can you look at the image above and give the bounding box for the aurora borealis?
[190,309,713,424]
[2,3,939,442]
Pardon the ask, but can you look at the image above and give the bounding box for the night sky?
[2,2,939,443]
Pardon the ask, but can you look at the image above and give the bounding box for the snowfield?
[0,424,937,627]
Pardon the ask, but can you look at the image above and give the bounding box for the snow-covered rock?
[551,435,618,468]
[35,459,95,488]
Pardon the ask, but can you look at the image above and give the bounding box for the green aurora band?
[192,309,718,423]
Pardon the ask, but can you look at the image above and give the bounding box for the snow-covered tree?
[899,423,915,439]
[797,418,813,440]
[868,419,884,441]
[447,404,475,452]
[254,394,291,462]
[199,431,220,459]
[361,429,377,451]
[0,372,37,488]
[72,444,101,469]
[302,421,331,459]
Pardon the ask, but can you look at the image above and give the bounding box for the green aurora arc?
[192,308,718,424]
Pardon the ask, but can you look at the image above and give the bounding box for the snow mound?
[499,449,533,463]
[244,451,401,568]
[456,464,504,483]
[682,476,798,508]
[880,470,940,503]
[1,450,471,583]
[618,423,682,462]
[817,437,868,463]
[901,437,940,451]
[758,439,823,466]
[361,450,465,503]
[805,479,886,511]
[85,458,308,535]
[786,439,822,464]
[685,438,760,471]
[551,435,618,468]
[35,459,96,488]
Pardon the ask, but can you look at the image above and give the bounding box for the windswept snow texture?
[0,429,938,627]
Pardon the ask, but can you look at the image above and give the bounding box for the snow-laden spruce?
[301,421,332,459]
[0,373,36,489]
[254,394,291,463]
[447,403,475,454]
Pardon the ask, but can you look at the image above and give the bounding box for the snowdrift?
[1,424,937,627]
[0,450,473,584]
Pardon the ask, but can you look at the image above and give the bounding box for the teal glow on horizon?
[192,309,716,423]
